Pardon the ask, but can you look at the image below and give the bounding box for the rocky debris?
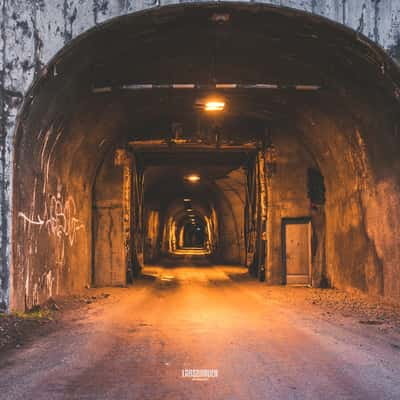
[306,289,400,330]
[80,292,111,304]
[264,286,400,333]
[45,298,61,311]
[359,320,384,325]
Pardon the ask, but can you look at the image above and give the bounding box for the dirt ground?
[0,293,111,352]
[1,265,400,399]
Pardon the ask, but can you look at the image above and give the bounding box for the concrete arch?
[4,2,400,310]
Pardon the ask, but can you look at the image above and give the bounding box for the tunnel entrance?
[11,2,400,310]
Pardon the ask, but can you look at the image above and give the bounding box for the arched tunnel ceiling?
[47,3,400,89]
[17,2,400,183]
[144,165,231,219]
[144,155,250,195]
[23,3,400,124]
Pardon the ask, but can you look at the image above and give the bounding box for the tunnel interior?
[12,3,400,310]
[141,149,248,263]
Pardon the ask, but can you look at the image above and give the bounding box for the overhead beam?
[128,139,258,152]
[93,83,322,93]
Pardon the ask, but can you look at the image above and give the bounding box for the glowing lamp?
[185,174,200,183]
[204,101,225,112]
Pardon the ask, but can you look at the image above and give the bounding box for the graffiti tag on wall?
[18,194,84,247]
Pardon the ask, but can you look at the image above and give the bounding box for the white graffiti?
[39,125,64,195]
[19,194,84,247]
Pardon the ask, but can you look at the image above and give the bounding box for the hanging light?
[204,101,225,112]
[185,174,200,183]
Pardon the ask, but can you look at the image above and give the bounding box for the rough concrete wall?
[267,131,316,285]
[11,79,125,310]
[93,149,125,286]
[144,209,160,263]
[294,94,400,300]
[0,0,6,309]
[13,119,92,310]
[1,0,400,309]
[215,168,246,264]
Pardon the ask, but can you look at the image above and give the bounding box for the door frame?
[281,217,312,285]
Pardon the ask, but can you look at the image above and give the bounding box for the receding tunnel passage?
[177,215,207,250]
[11,3,400,311]
[142,151,247,264]
[94,146,249,283]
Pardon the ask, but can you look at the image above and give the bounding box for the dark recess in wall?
[307,168,325,205]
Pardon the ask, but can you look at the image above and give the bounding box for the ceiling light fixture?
[185,174,200,183]
[204,101,225,112]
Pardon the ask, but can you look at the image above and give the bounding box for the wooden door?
[284,220,311,285]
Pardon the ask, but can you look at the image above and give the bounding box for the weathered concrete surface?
[0,265,400,399]
[295,99,400,299]
[93,149,125,286]
[3,1,400,310]
[266,129,318,285]
[214,168,246,264]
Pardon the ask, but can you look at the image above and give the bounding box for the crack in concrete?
[373,0,381,44]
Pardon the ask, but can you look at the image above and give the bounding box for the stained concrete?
[266,130,318,285]
[93,148,125,286]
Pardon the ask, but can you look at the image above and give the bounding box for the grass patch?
[14,309,52,320]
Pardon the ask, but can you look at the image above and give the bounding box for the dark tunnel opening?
[179,217,207,249]
[10,2,400,310]
[119,147,249,276]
